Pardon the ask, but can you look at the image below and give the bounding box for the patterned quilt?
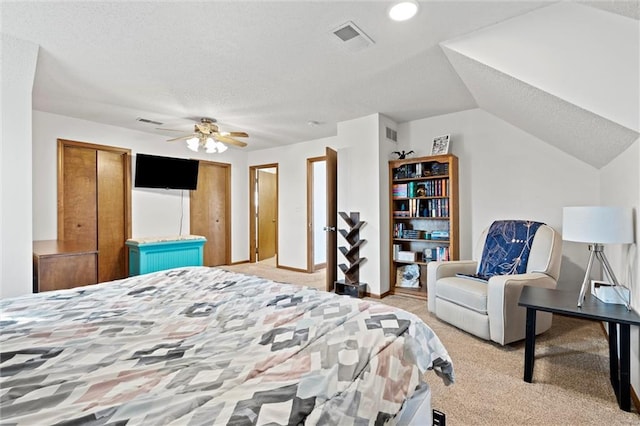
[0,267,453,425]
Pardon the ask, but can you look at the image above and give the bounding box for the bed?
[1,267,453,425]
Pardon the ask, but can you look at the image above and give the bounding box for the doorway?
[306,157,327,272]
[249,164,278,264]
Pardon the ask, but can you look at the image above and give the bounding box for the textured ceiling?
[1,0,639,164]
[441,1,639,168]
[442,48,638,168]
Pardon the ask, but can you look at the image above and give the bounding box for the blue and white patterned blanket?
[478,220,544,278]
[1,267,453,425]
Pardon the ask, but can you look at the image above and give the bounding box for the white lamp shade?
[562,206,634,244]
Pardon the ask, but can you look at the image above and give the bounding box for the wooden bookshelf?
[389,154,459,300]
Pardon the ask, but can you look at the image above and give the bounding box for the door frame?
[306,156,326,273]
[249,163,279,264]
[325,147,338,292]
[190,159,232,266]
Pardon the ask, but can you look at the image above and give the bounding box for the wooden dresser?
[33,240,98,292]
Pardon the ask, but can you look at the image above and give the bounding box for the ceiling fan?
[161,118,248,153]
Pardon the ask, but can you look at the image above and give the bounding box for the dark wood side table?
[518,286,640,412]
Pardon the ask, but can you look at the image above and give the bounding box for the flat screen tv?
[134,153,199,190]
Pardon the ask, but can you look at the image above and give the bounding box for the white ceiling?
[2,1,639,165]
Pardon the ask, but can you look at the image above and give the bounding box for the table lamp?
[562,206,634,309]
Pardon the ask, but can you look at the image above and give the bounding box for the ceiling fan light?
[186,138,200,152]
[216,141,228,153]
[204,138,217,153]
[389,1,419,21]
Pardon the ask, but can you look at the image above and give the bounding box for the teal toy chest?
[126,236,206,276]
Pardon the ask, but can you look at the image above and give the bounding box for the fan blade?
[156,128,187,132]
[215,135,247,147]
[225,131,249,138]
[167,134,196,142]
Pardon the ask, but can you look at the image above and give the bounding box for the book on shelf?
[435,246,450,261]
[393,244,401,260]
[396,251,417,262]
[393,222,406,238]
[431,230,449,240]
[393,183,408,198]
[402,230,421,239]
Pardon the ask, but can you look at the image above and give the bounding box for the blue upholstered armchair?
[426,221,562,345]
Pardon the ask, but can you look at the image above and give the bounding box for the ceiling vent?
[386,127,398,142]
[331,21,374,52]
[136,117,164,126]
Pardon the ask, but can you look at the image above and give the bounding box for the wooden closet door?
[58,140,131,283]
[59,145,98,247]
[97,150,127,282]
[190,161,230,266]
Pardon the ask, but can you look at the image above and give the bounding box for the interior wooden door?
[190,161,230,266]
[58,140,131,283]
[59,145,98,247]
[97,150,127,282]
[257,169,277,261]
[325,147,337,292]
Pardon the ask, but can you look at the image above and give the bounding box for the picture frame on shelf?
[430,134,450,155]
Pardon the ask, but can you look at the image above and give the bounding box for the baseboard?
[227,260,250,266]
[277,264,309,273]
[597,321,639,413]
[365,290,391,299]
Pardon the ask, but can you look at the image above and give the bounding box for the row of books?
[392,162,449,180]
[392,179,449,198]
[392,245,450,262]
[393,198,449,218]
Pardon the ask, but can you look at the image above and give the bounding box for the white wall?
[247,114,389,295]
[335,115,385,295]
[1,35,39,298]
[399,108,600,288]
[247,136,336,269]
[599,138,639,400]
[32,111,249,263]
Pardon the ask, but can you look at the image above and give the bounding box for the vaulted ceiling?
[2,1,638,167]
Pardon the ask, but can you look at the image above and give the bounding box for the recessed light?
[389,1,419,22]
[307,120,320,127]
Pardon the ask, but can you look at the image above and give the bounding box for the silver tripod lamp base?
[576,244,630,310]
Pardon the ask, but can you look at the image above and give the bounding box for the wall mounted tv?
[134,153,199,190]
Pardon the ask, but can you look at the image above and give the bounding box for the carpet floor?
[222,261,639,425]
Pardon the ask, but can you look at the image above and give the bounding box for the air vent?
[386,127,398,142]
[331,21,374,52]
[136,117,164,126]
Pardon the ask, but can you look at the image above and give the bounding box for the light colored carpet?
[222,262,639,425]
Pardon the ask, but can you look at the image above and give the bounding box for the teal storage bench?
[125,235,207,276]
